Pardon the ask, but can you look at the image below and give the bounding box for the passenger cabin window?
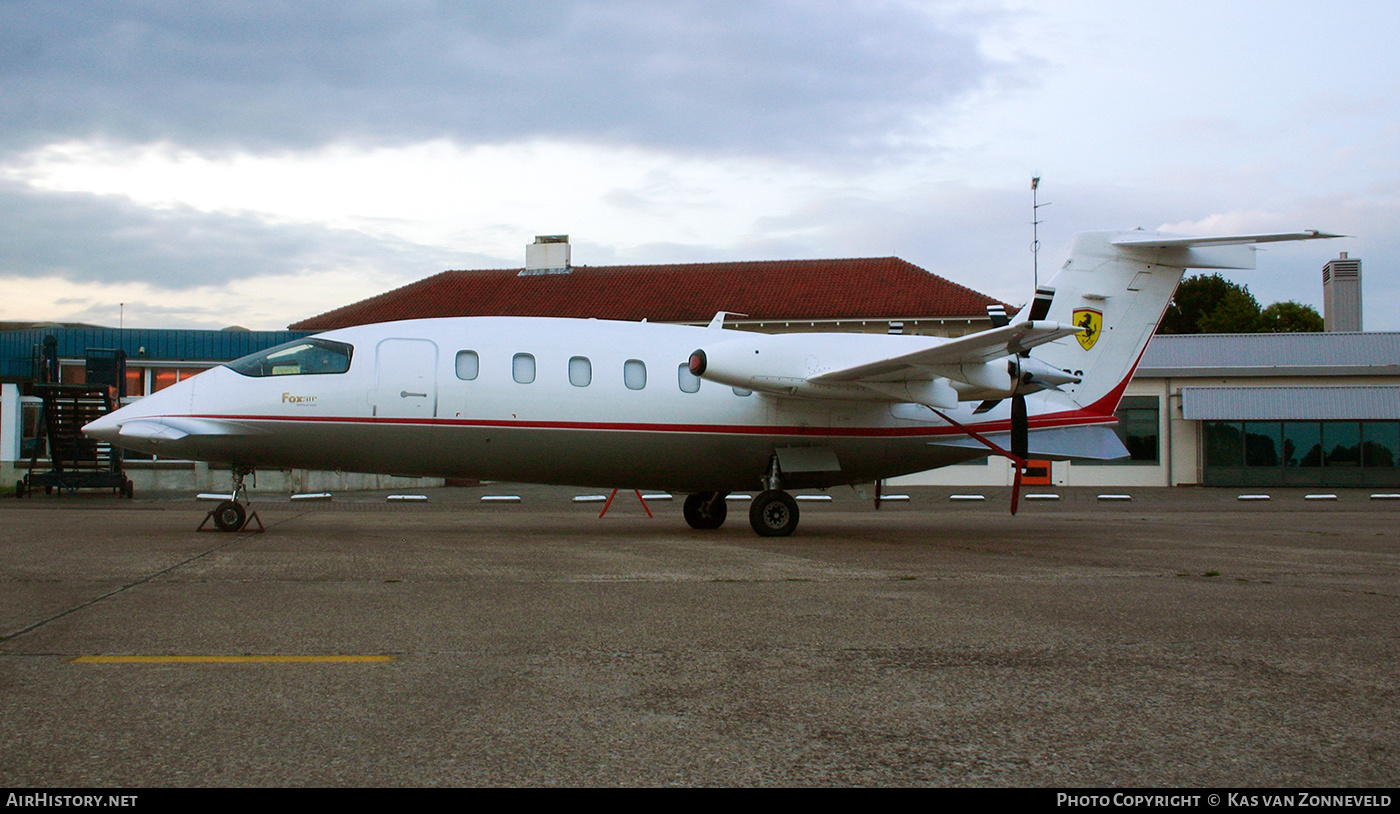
[569,356,592,387]
[455,350,479,381]
[677,363,700,393]
[513,353,536,384]
[226,338,353,377]
[624,359,647,390]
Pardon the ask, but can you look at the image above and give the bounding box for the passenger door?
[370,338,438,418]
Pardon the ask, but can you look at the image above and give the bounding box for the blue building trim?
[0,327,311,381]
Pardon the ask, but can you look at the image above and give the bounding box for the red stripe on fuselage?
[176,410,1118,437]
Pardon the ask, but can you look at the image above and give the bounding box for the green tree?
[1258,300,1324,333]
[1158,273,1261,334]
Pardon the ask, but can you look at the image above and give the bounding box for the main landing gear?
[682,491,728,529]
[748,489,799,537]
[199,465,265,533]
[684,455,802,538]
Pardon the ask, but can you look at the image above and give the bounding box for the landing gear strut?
[199,465,264,533]
[747,454,799,537]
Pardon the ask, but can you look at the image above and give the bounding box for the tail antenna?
[1031,176,1051,289]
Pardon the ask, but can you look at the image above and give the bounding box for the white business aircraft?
[84,228,1339,535]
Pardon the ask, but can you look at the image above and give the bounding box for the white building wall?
[1,383,19,467]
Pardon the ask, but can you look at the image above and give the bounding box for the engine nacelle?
[688,335,824,395]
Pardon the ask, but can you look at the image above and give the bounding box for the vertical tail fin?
[1025,229,1341,415]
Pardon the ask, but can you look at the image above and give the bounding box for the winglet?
[707,311,749,330]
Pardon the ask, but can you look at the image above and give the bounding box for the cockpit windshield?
[226,338,354,377]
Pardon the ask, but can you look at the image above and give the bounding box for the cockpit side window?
[226,338,354,377]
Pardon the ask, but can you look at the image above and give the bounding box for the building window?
[1363,423,1399,468]
[150,366,211,392]
[20,399,43,459]
[569,356,592,387]
[1282,421,1321,467]
[152,368,180,393]
[1081,395,1159,465]
[512,353,535,384]
[677,363,700,393]
[1323,422,1361,467]
[1238,421,1281,467]
[1202,419,1399,486]
[455,350,479,380]
[1204,421,1244,468]
[1117,396,1160,463]
[624,359,646,390]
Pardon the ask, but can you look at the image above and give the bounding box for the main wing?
[690,319,1084,408]
[807,320,1081,384]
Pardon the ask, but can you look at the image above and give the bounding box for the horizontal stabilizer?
[1108,230,1344,270]
[927,425,1130,461]
[1110,230,1345,248]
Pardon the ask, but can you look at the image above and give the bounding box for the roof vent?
[522,235,571,275]
[1322,253,1362,332]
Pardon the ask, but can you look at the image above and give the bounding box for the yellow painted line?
[72,655,394,664]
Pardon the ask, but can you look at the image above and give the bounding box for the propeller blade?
[1011,393,1029,460]
[1010,456,1024,515]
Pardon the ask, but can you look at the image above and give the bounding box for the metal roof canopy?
[1139,332,1400,377]
[1181,386,1400,421]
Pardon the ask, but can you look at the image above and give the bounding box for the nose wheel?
[211,500,247,532]
[198,466,264,533]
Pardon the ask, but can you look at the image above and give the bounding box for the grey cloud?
[0,179,484,288]
[1,1,1010,158]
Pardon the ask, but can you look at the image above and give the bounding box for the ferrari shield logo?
[1073,308,1102,351]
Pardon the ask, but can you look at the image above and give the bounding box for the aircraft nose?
[83,412,121,444]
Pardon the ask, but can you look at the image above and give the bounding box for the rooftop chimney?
[1322,252,1362,332]
[522,235,571,275]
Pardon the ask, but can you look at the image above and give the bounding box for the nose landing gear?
[199,465,265,533]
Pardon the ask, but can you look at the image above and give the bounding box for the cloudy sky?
[2,0,1396,331]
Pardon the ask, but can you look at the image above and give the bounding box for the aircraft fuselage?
[87,316,1082,492]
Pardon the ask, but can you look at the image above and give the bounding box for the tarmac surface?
[1,484,1397,787]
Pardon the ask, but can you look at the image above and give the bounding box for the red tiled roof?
[290,258,1006,331]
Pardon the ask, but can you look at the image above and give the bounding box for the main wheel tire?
[683,491,728,530]
[15,480,25,498]
[749,490,799,537]
[212,500,247,532]
[121,479,134,499]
